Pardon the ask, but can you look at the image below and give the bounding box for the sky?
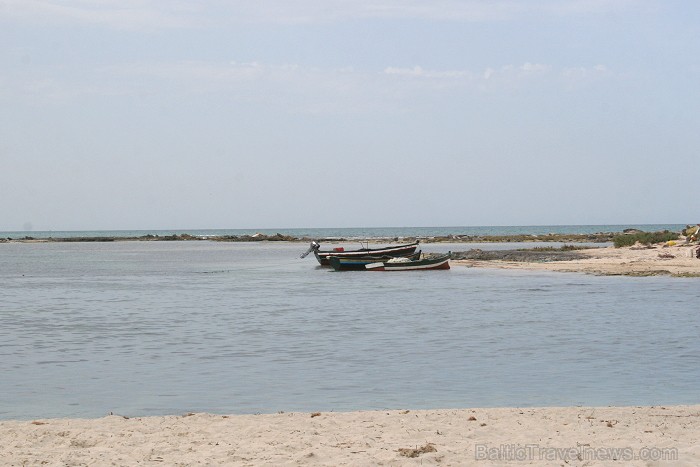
[1,0,698,230]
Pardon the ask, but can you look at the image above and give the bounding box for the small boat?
[328,251,422,271]
[364,253,451,271]
[300,241,419,266]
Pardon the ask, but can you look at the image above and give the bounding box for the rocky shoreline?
[0,232,615,244]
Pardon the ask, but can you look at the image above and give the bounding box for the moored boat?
[364,253,451,271]
[300,241,420,266]
[328,251,422,271]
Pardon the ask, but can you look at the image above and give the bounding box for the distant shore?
[452,244,700,277]
[0,231,617,243]
[2,405,697,465]
[5,230,699,276]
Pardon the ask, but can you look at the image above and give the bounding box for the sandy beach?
[454,244,700,277]
[1,405,698,466]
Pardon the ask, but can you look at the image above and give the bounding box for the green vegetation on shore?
[612,231,679,248]
[450,248,589,262]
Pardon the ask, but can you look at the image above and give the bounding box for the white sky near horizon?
[0,0,698,231]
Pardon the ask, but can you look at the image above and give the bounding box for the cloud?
[383,66,474,79]
[1,59,614,113]
[561,64,610,86]
[379,62,617,96]
[0,0,201,30]
[519,62,552,74]
[0,0,646,28]
[383,62,554,82]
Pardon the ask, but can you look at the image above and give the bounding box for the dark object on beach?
[328,251,422,271]
[300,240,419,266]
[364,252,451,271]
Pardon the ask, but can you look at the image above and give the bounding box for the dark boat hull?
[328,251,422,271]
[314,242,419,266]
[365,253,451,271]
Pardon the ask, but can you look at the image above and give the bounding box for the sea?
[1,224,698,420]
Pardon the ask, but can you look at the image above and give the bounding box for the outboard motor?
[300,241,321,259]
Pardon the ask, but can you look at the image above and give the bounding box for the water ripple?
[1,241,699,419]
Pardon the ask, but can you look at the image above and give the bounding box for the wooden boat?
[300,241,419,266]
[364,253,451,271]
[328,251,422,271]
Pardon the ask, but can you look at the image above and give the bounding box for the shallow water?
[1,241,699,419]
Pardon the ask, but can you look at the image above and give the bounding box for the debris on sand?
[398,443,437,458]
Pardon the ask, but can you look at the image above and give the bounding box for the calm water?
[1,240,699,420]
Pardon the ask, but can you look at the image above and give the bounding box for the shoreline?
[5,233,699,277]
[453,244,700,277]
[2,405,698,465]
[5,233,698,277]
[0,232,616,244]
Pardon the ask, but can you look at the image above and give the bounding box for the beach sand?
[454,244,700,277]
[2,405,699,466]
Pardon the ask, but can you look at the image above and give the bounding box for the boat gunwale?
[365,253,451,271]
[313,242,420,265]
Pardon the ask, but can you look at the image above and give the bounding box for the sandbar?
[454,244,700,277]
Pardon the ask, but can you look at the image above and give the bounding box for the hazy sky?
[1,0,698,230]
